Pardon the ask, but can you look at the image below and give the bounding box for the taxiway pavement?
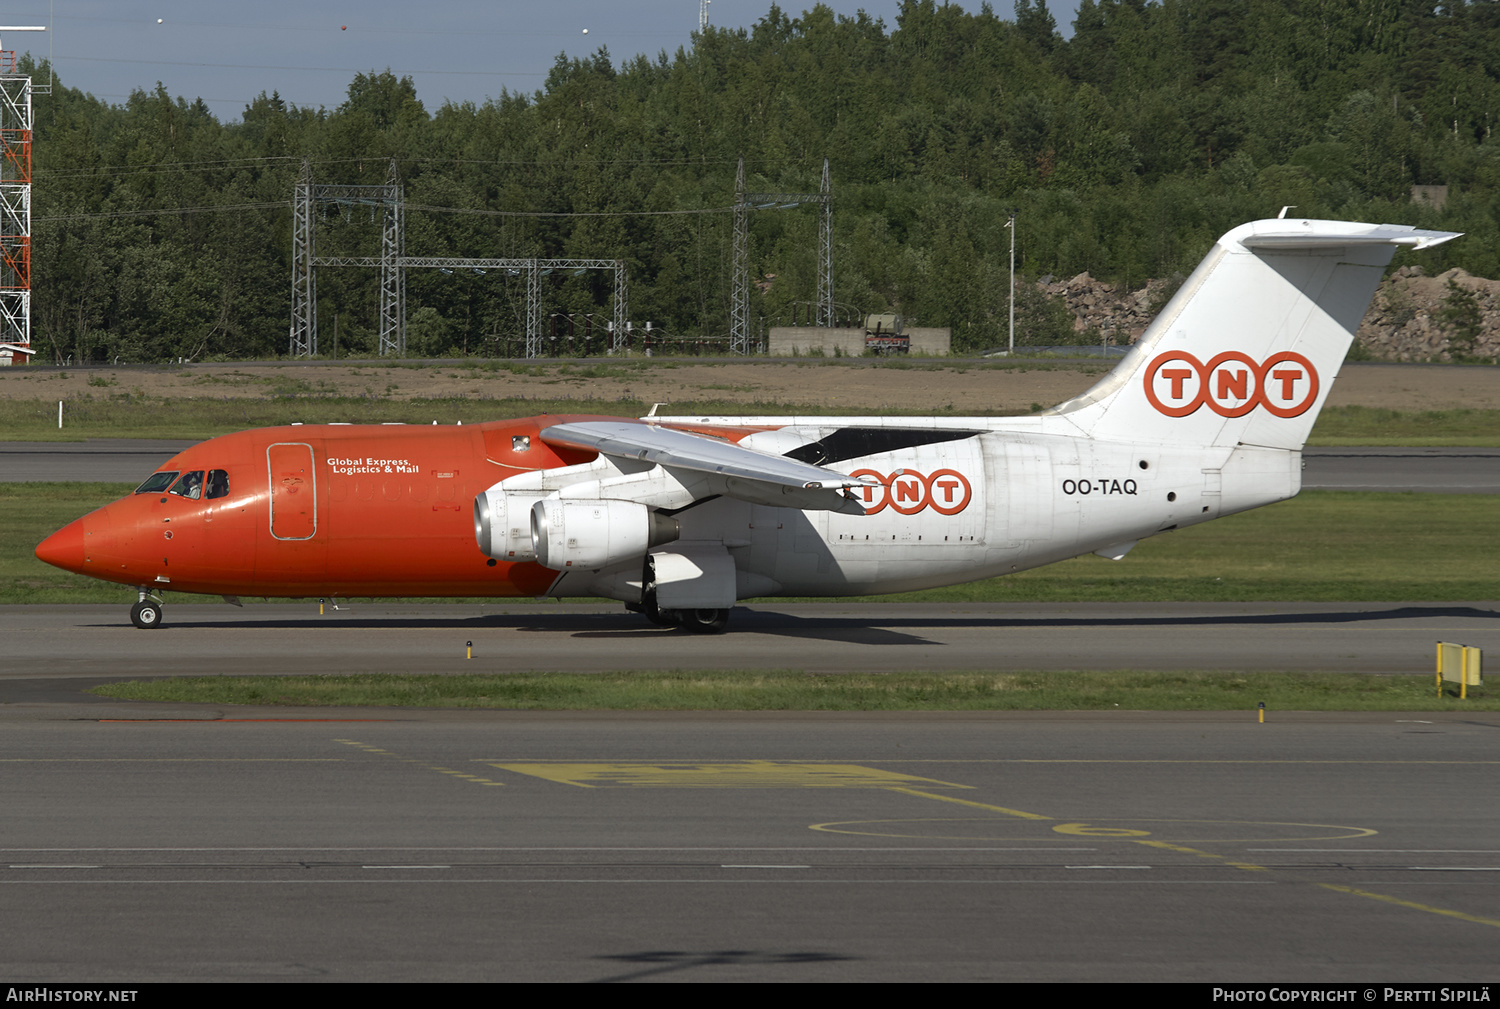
[1,602,1495,690]
[1,710,1496,981]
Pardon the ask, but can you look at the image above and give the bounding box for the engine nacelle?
[473,490,543,562]
[530,499,679,571]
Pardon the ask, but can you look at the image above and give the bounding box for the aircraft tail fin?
[1049,219,1459,450]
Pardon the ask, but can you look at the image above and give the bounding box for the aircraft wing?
[539,420,875,512]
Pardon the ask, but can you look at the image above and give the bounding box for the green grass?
[7,485,1497,605]
[1308,405,1500,446]
[3,395,1496,444]
[0,394,1033,441]
[858,491,1500,604]
[88,670,1493,711]
[4,482,135,602]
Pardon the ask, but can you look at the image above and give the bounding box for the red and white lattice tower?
[0,28,44,365]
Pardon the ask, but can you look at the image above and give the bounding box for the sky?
[0,1,1081,120]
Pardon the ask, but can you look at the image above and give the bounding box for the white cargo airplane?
[36,218,1457,631]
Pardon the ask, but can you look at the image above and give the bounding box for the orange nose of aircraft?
[35,516,88,575]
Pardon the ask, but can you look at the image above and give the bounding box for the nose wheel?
[130,593,164,629]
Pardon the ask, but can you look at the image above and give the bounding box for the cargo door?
[268,443,318,540]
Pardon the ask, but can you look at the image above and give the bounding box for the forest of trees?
[24,0,1500,362]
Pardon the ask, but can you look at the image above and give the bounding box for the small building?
[1411,185,1449,209]
[768,324,950,356]
[0,343,36,366]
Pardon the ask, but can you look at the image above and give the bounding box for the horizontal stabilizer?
[1237,223,1458,253]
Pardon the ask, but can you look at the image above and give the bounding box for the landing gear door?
[652,542,736,609]
[268,443,318,540]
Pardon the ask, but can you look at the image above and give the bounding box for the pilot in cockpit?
[170,470,204,500]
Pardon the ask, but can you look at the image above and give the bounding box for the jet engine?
[530,499,679,571]
[473,490,544,562]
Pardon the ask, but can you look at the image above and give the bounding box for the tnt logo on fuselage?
[1143,350,1320,418]
[847,468,972,515]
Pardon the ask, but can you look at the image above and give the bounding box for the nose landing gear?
[130,590,164,629]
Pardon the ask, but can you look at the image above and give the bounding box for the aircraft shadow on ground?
[590,949,856,983]
[75,603,1499,646]
[80,610,940,646]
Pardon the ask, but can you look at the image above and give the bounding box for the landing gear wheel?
[637,580,681,627]
[130,599,164,629]
[647,606,681,627]
[678,608,729,634]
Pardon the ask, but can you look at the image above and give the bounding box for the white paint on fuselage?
[609,417,1304,599]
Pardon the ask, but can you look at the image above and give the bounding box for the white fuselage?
[534,415,1301,601]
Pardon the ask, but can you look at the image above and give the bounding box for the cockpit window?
[168,471,205,500]
[135,471,179,494]
[206,469,230,500]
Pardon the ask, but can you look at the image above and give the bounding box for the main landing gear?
[626,556,732,633]
[630,590,731,635]
[131,590,164,629]
[678,608,730,633]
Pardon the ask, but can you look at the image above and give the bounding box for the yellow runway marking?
[493,762,971,789]
[1317,884,1500,929]
[1053,822,1151,837]
[806,817,1373,843]
[1134,839,1269,872]
[884,787,1051,820]
[332,738,506,788]
[807,817,1061,840]
[315,750,1500,932]
[1132,841,1500,927]
[810,775,1497,932]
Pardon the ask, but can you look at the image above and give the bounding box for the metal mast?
[611,259,628,352]
[730,156,834,354]
[1006,211,1016,355]
[699,0,711,31]
[378,158,405,356]
[0,27,44,361]
[289,159,405,357]
[817,158,833,328]
[525,260,542,358]
[289,160,316,357]
[730,158,750,355]
[291,165,627,360]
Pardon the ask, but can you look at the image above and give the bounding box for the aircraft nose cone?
[35,517,87,574]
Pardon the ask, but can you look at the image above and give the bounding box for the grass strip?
[8,486,1498,605]
[2,396,1498,445]
[0,393,1021,441]
[88,670,1493,711]
[1309,405,1500,446]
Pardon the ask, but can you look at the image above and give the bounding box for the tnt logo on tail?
[1144,351,1319,418]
